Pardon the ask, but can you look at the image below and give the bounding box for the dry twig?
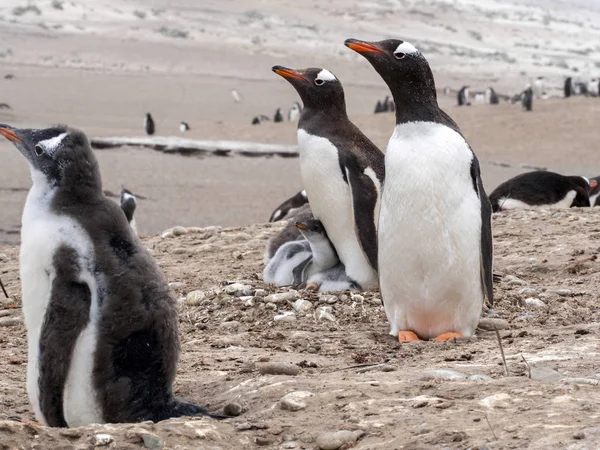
[494,326,509,376]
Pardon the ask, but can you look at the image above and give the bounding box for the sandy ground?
[1,208,600,449]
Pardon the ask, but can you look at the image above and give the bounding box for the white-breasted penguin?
[345,38,493,341]
[0,124,219,426]
[269,189,309,222]
[489,171,592,212]
[288,102,302,121]
[179,121,190,132]
[120,187,138,236]
[533,76,544,99]
[272,65,385,290]
[457,86,469,106]
[144,113,155,135]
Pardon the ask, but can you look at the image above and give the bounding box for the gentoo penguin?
[269,189,309,222]
[288,102,302,121]
[457,85,469,106]
[485,87,499,105]
[144,113,155,135]
[522,87,533,111]
[374,100,384,113]
[588,176,600,207]
[345,38,493,341]
[489,171,592,212]
[272,65,385,290]
[382,95,392,112]
[576,82,588,96]
[0,124,218,426]
[532,76,544,99]
[231,89,242,103]
[179,121,190,132]
[251,114,271,125]
[589,79,599,97]
[564,77,573,98]
[120,187,138,236]
[474,92,485,104]
[263,227,313,287]
[274,108,284,123]
[265,203,313,263]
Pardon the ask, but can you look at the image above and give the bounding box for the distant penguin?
[443,86,452,96]
[346,37,493,342]
[274,108,284,123]
[382,95,392,112]
[486,87,499,105]
[564,77,573,98]
[589,79,599,97]
[474,92,485,104]
[533,76,544,99]
[457,86,469,106]
[588,177,600,206]
[251,114,271,125]
[179,121,190,132]
[272,65,385,290]
[264,203,313,264]
[269,189,309,222]
[144,113,155,135]
[374,100,384,113]
[388,98,395,112]
[120,187,138,236]
[0,103,11,110]
[522,87,533,111]
[0,123,219,426]
[231,89,242,103]
[288,102,301,121]
[576,82,588,96]
[489,171,591,212]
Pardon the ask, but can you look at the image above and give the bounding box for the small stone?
[316,430,364,450]
[552,288,572,297]
[280,391,314,411]
[258,362,300,376]
[0,310,13,317]
[282,435,294,442]
[320,295,338,304]
[477,318,510,331]
[356,364,395,373]
[525,297,547,308]
[573,431,585,440]
[468,374,493,382]
[530,366,562,381]
[0,316,23,327]
[265,291,299,304]
[479,393,511,409]
[223,402,243,416]
[519,287,537,295]
[369,297,383,306]
[315,308,335,322]
[254,289,267,297]
[169,282,185,289]
[265,302,277,310]
[235,422,252,431]
[142,434,164,449]
[282,442,297,449]
[419,369,467,381]
[185,290,205,306]
[350,294,364,304]
[220,321,241,329]
[171,226,188,236]
[256,436,273,446]
[293,299,313,313]
[507,278,525,286]
[414,423,432,435]
[224,283,254,296]
[274,312,297,323]
[93,434,114,446]
[171,247,187,255]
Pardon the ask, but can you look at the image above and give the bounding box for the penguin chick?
[120,187,138,236]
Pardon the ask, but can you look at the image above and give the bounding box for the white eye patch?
[394,41,418,56]
[316,69,337,82]
[122,192,136,203]
[37,132,69,154]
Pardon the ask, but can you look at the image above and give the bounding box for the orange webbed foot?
[398,330,421,342]
[305,282,319,291]
[434,332,463,341]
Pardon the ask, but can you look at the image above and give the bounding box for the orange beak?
[272,66,307,81]
[0,127,22,143]
[295,222,308,230]
[591,180,598,189]
[344,38,384,54]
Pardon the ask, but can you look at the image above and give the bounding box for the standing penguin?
[564,77,573,98]
[589,176,600,206]
[533,76,544,99]
[522,87,533,111]
[272,65,385,290]
[345,38,493,341]
[179,121,190,132]
[457,86,469,106]
[274,108,284,123]
[144,113,155,135]
[485,87,499,105]
[374,100,384,113]
[120,187,138,236]
[288,102,302,121]
[0,124,218,426]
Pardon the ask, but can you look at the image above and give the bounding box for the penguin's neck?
[299,106,349,133]
[391,89,440,125]
[307,235,339,270]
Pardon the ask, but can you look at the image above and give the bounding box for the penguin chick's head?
[0,124,101,196]
[344,38,436,102]
[295,219,328,240]
[272,66,345,111]
[120,187,137,223]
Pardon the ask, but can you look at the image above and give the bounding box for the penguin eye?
[314,78,324,86]
[394,52,406,60]
[34,144,44,156]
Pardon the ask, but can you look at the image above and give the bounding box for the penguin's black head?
[120,188,137,223]
[0,124,102,197]
[344,38,437,108]
[272,66,345,112]
[295,219,327,236]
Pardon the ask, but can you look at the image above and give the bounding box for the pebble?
[350,294,364,304]
[552,288,572,297]
[519,287,537,295]
[265,302,277,310]
[573,431,585,440]
[264,290,299,304]
[171,226,188,236]
[468,374,493,382]
[316,430,364,450]
[320,294,338,304]
[256,436,274,446]
[142,434,165,449]
[93,434,114,446]
[479,393,511,409]
[414,423,432,435]
[525,297,547,308]
[274,312,297,323]
[477,318,510,331]
[293,299,313,313]
[0,316,23,327]
[0,310,13,317]
[507,278,525,286]
[258,362,300,376]
[223,402,243,416]
[356,364,395,373]
[160,231,174,239]
[185,290,205,306]
[235,422,252,431]
[220,321,241,330]
[282,442,297,449]
[280,391,314,411]
[530,366,562,381]
[168,282,185,289]
[224,283,254,296]
[315,309,335,322]
[419,369,467,381]
[369,297,383,306]
[254,289,267,297]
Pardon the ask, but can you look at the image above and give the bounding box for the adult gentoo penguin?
[144,113,155,135]
[0,123,218,426]
[272,65,385,290]
[269,189,309,222]
[120,187,138,236]
[457,85,469,106]
[489,171,592,212]
[345,38,493,341]
[179,121,190,132]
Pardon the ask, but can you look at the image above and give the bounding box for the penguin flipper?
[346,166,380,272]
[470,156,494,306]
[292,255,313,287]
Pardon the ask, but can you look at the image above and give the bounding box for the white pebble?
[280,391,314,411]
[525,297,547,308]
[274,312,297,322]
[293,299,313,313]
[93,434,114,446]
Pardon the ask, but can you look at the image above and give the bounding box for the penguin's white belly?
[263,241,311,286]
[379,122,483,339]
[297,129,377,289]
[498,190,576,211]
[20,184,102,426]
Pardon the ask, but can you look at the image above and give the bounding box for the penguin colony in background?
[0,124,220,426]
[252,103,303,126]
